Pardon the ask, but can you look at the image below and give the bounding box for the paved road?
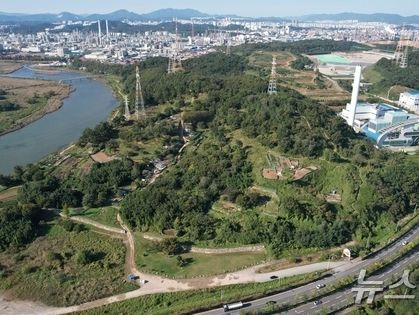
[197,226,419,315]
[285,248,418,315]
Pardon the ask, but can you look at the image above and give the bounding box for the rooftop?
[404,90,419,96]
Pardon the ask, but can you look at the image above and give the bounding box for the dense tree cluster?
[366,155,418,222]
[370,54,419,92]
[81,159,134,207]
[78,122,117,148]
[290,55,314,70]
[183,53,246,76]
[0,202,41,250]
[241,39,369,55]
[121,131,253,231]
[16,159,135,209]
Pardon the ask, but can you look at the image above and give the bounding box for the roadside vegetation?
[0,213,135,306]
[74,271,326,315]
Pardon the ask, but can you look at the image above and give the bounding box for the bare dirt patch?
[90,151,116,163]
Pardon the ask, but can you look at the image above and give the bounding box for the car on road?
[270,275,278,279]
[402,241,408,246]
[313,300,322,306]
[316,283,326,289]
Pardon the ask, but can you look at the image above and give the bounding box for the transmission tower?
[168,19,182,74]
[394,28,409,68]
[225,33,231,56]
[135,64,145,118]
[124,95,130,121]
[267,55,277,95]
[400,45,408,68]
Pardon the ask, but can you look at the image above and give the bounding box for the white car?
[402,241,408,246]
[316,284,326,289]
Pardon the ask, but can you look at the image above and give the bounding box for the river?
[0,66,118,175]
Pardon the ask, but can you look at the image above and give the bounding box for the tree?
[159,238,182,256]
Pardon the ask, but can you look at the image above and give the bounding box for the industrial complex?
[340,66,419,149]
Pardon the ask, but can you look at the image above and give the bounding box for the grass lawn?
[134,233,267,278]
[75,271,325,315]
[363,65,383,84]
[0,221,136,306]
[78,207,120,228]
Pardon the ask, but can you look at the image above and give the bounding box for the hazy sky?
[1,0,418,17]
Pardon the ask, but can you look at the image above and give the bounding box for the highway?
[197,225,419,315]
[284,248,418,314]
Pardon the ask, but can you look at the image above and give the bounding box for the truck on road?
[223,301,244,312]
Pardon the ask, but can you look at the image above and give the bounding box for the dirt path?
[64,215,126,235]
[1,213,348,315]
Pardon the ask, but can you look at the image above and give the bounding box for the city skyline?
[1,0,418,17]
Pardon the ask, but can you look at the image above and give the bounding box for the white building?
[399,91,419,114]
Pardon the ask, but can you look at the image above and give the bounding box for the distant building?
[399,90,419,114]
[21,46,43,53]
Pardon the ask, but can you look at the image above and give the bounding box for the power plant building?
[398,90,419,114]
[340,67,419,148]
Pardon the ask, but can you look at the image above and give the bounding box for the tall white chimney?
[105,20,109,43]
[97,20,102,46]
[348,65,362,127]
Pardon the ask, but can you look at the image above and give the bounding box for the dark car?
[314,300,322,306]
[270,275,278,279]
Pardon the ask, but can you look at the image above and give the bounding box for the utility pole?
[267,55,277,95]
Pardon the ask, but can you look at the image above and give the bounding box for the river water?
[0,66,118,175]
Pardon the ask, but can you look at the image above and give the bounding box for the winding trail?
[0,212,347,315]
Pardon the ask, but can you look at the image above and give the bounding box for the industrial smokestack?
[348,65,362,127]
[97,20,102,46]
[105,20,109,43]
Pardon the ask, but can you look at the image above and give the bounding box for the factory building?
[398,90,419,114]
[340,67,419,148]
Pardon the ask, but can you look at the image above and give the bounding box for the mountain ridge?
[0,9,417,24]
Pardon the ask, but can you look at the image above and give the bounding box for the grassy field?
[77,207,120,228]
[75,271,325,315]
[0,77,71,134]
[135,233,267,278]
[0,221,135,306]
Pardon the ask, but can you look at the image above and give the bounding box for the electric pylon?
[226,33,231,56]
[124,95,130,121]
[268,55,277,95]
[394,29,409,68]
[135,64,145,118]
[168,19,182,74]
